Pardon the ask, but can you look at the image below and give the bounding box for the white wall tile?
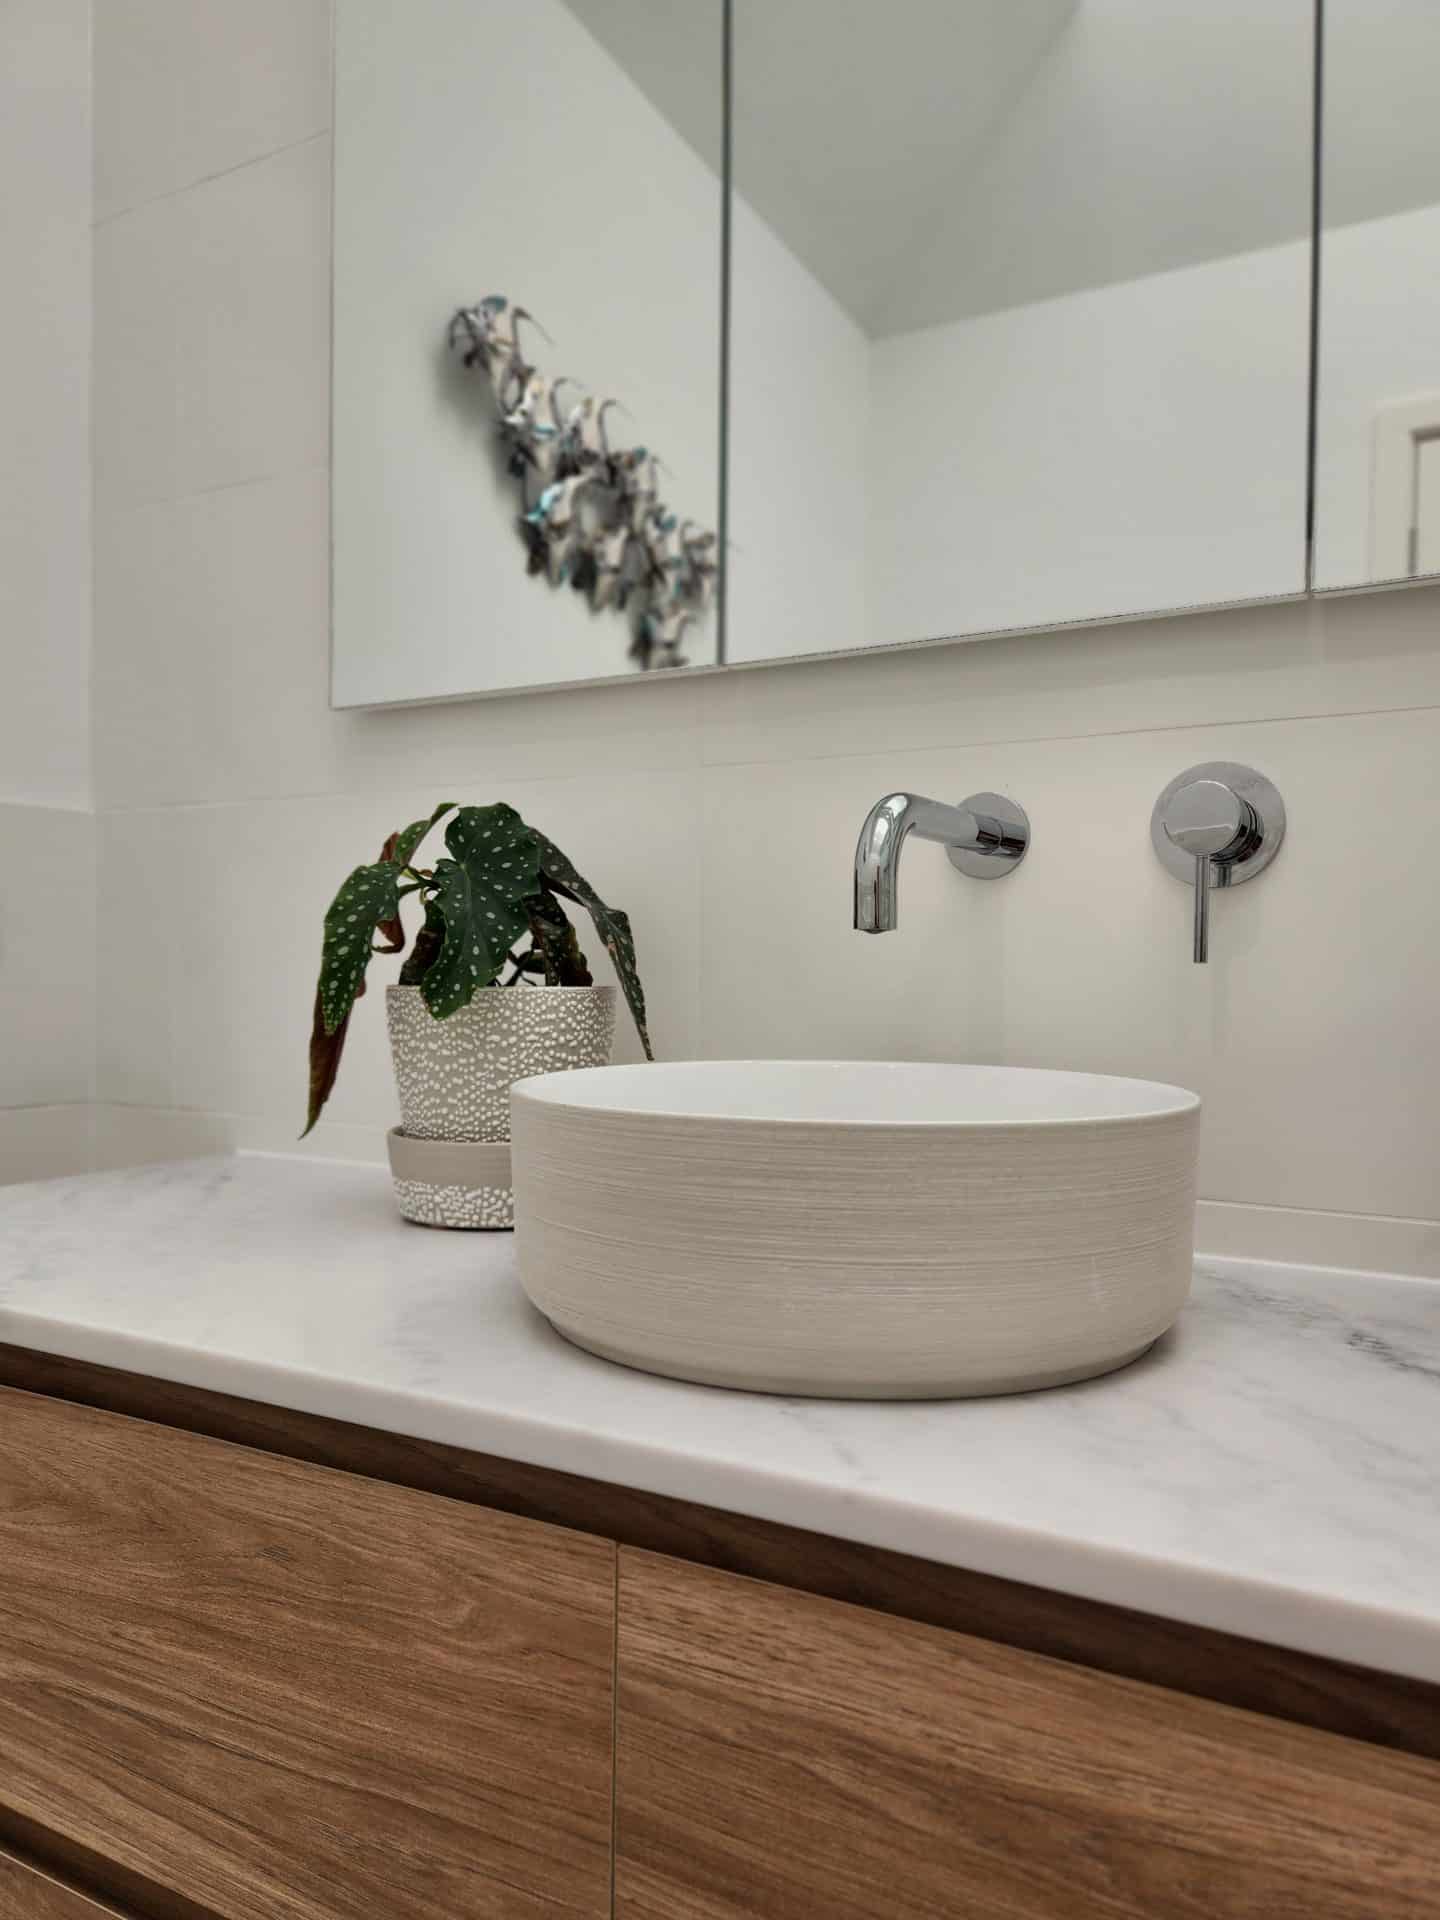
[93,474,330,810]
[702,583,1440,770]
[91,1103,235,1171]
[0,806,95,1110]
[95,0,332,221]
[699,706,1440,1223]
[92,1108,391,1170]
[0,0,91,808]
[93,0,182,219]
[93,139,330,511]
[329,667,706,791]
[92,195,183,508]
[95,808,178,1107]
[174,137,332,496]
[93,468,705,811]
[698,753,996,1068]
[1196,1200,1440,1279]
[0,1106,95,1185]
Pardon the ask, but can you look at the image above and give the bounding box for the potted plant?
[305,801,651,1229]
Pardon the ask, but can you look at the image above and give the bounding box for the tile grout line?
[92,129,330,230]
[0,1101,97,1116]
[94,460,331,520]
[1197,1198,1440,1231]
[0,798,94,817]
[88,693,1440,818]
[694,693,1440,772]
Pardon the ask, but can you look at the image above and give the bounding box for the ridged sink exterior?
[510,1062,1201,1400]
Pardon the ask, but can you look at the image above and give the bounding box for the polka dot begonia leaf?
[318,861,402,1035]
[419,806,544,1018]
[533,831,652,1059]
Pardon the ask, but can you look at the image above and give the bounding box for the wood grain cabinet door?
[0,1847,133,1920]
[615,1549,1440,1919]
[0,1387,615,1920]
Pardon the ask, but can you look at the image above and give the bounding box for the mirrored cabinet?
[726,0,1315,665]
[330,1,1440,707]
[1312,1,1440,591]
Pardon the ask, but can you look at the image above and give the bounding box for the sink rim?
[512,1059,1201,1130]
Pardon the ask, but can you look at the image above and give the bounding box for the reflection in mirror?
[726,1,1315,663]
[332,0,723,706]
[1313,2,1440,590]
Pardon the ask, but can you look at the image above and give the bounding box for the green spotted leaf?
[419,805,543,1018]
[446,802,541,887]
[381,801,455,873]
[304,800,654,1137]
[318,862,400,1034]
[419,862,491,1017]
[304,990,355,1139]
[303,859,401,1136]
[374,804,455,954]
[534,832,652,1058]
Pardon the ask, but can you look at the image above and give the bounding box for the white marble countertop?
[1,1153,1438,1683]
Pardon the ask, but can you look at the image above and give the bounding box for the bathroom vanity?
[1,1155,1438,1918]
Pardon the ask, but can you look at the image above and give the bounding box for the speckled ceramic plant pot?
[385,983,616,1230]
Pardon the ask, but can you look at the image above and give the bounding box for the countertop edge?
[3,1304,1438,1697]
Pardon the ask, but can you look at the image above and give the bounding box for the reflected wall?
[1312,1,1440,590]
[727,0,1315,663]
[332,0,724,705]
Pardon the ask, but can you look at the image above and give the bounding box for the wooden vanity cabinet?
[0,1847,132,1920]
[614,1550,1440,1919]
[6,1364,1440,1920]
[0,1387,615,1920]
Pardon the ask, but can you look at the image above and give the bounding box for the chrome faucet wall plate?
[1151,761,1285,962]
[945,792,1032,878]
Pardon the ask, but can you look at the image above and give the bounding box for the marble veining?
[1,1154,1438,1682]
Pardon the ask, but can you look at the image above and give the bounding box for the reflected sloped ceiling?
[562,0,1440,335]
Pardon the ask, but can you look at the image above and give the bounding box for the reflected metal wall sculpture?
[447,294,717,669]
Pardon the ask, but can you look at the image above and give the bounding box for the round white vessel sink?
[510,1062,1200,1400]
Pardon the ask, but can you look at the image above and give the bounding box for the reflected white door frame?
[1370,392,1440,580]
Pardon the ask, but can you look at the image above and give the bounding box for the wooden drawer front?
[616,1549,1440,1919]
[0,1388,615,1920]
[0,1848,131,1920]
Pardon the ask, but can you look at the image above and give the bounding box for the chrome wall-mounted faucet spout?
[853,791,1030,933]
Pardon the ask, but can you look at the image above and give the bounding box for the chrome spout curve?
[853,791,1029,933]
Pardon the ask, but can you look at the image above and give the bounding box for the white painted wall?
[863,238,1310,647]
[83,1,1440,1272]
[0,0,95,1179]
